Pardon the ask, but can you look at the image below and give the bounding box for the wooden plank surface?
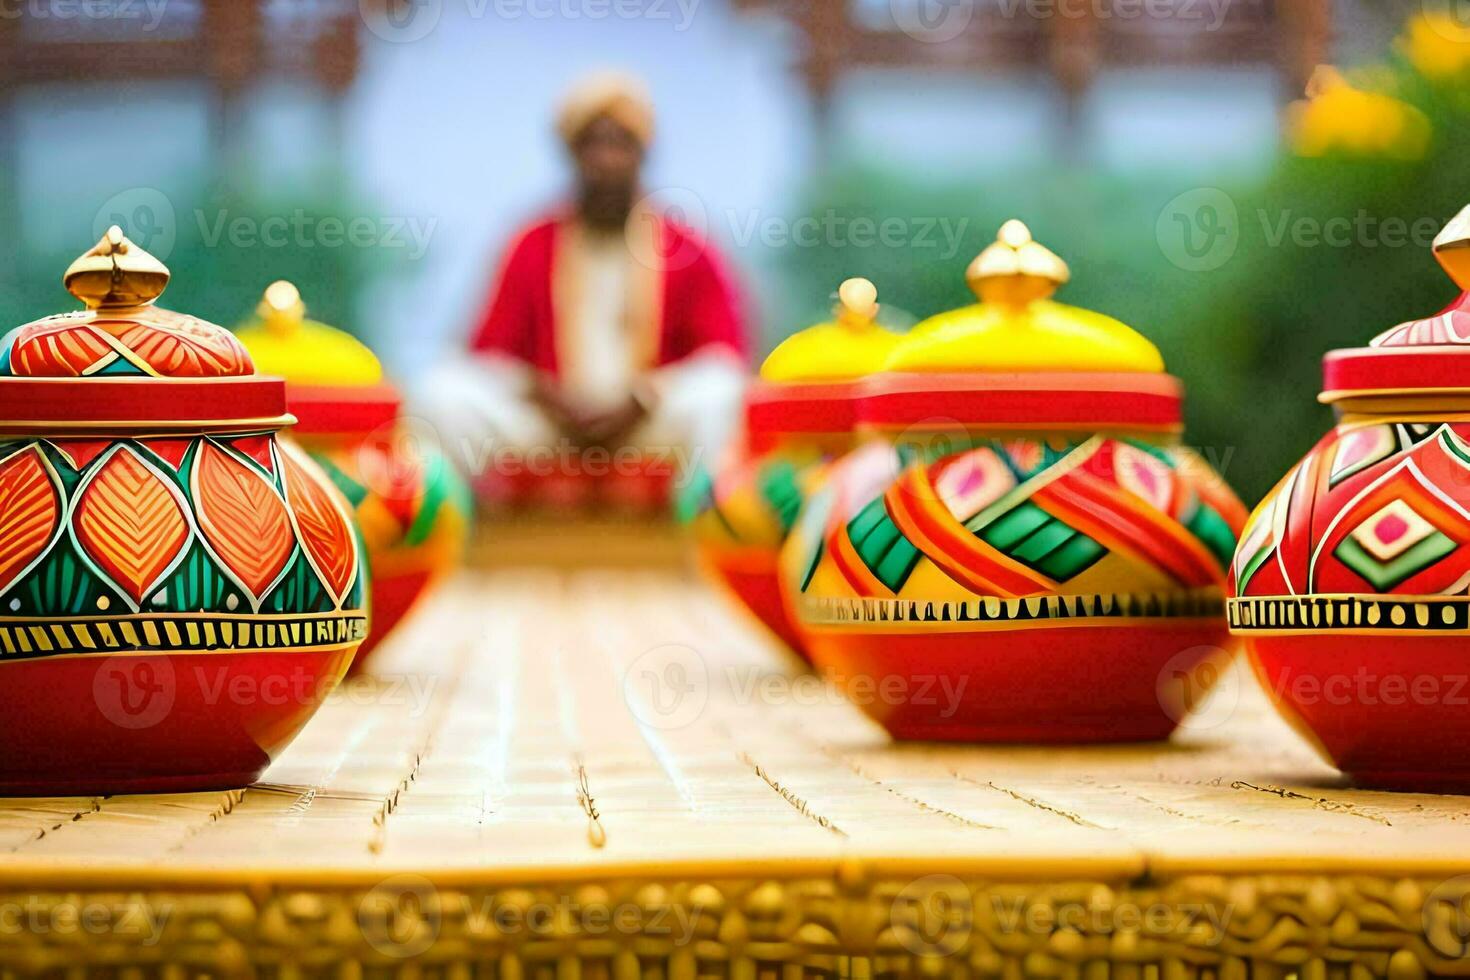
[3,567,1468,883]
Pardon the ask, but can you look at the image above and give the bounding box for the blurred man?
[422,72,749,502]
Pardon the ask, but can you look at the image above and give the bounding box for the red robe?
[469,209,751,375]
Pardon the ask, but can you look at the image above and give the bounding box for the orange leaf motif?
[9,321,115,376]
[74,447,190,605]
[193,441,294,600]
[0,446,59,595]
[280,441,358,604]
[100,310,253,377]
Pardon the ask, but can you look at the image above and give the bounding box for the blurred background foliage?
[0,184,406,339]
[2,6,1466,509]
[774,12,1470,504]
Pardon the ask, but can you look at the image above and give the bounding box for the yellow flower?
[1400,12,1470,80]
[1286,66,1431,161]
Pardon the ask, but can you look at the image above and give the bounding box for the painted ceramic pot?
[1229,204,1470,791]
[782,221,1247,742]
[237,283,471,671]
[0,229,367,795]
[679,279,900,659]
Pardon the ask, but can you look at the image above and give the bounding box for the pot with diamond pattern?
[1229,203,1470,791]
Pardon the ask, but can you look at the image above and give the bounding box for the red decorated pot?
[1229,205,1470,791]
[679,279,900,659]
[237,282,471,672]
[782,221,1247,742]
[0,229,367,795]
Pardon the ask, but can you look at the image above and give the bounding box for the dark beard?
[578,185,635,231]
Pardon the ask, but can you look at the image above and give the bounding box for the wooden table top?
[4,563,1469,976]
[5,566,1468,880]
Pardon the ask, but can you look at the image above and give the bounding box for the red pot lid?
[235,280,401,438]
[1321,205,1470,407]
[859,221,1183,435]
[747,278,902,439]
[744,379,866,436]
[286,382,403,437]
[858,371,1183,433]
[0,227,291,434]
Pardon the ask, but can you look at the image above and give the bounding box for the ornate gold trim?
[800,590,1224,631]
[0,871,1464,976]
[1228,594,1470,634]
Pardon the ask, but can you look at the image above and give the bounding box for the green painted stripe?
[1010,521,1075,564]
[976,501,1051,549]
[1035,533,1106,581]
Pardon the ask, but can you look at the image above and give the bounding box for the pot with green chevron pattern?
[779,221,1247,742]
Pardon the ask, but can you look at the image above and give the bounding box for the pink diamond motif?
[1350,499,1436,562]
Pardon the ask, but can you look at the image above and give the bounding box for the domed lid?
[0,227,289,433]
[235,281,400,436]
[862,221,1182,434]
[745,278,901,438]
[1321,204,1470,410]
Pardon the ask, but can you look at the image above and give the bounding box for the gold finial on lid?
[836,277,879,327]
[966,219,1070,308]
[258,280,307,335]
[1434,204,1470,290]
[63,225,170,310]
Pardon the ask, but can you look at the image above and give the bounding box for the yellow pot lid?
[760,278,901,382]
[884,220,1165,375]
[236,281,383,387]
